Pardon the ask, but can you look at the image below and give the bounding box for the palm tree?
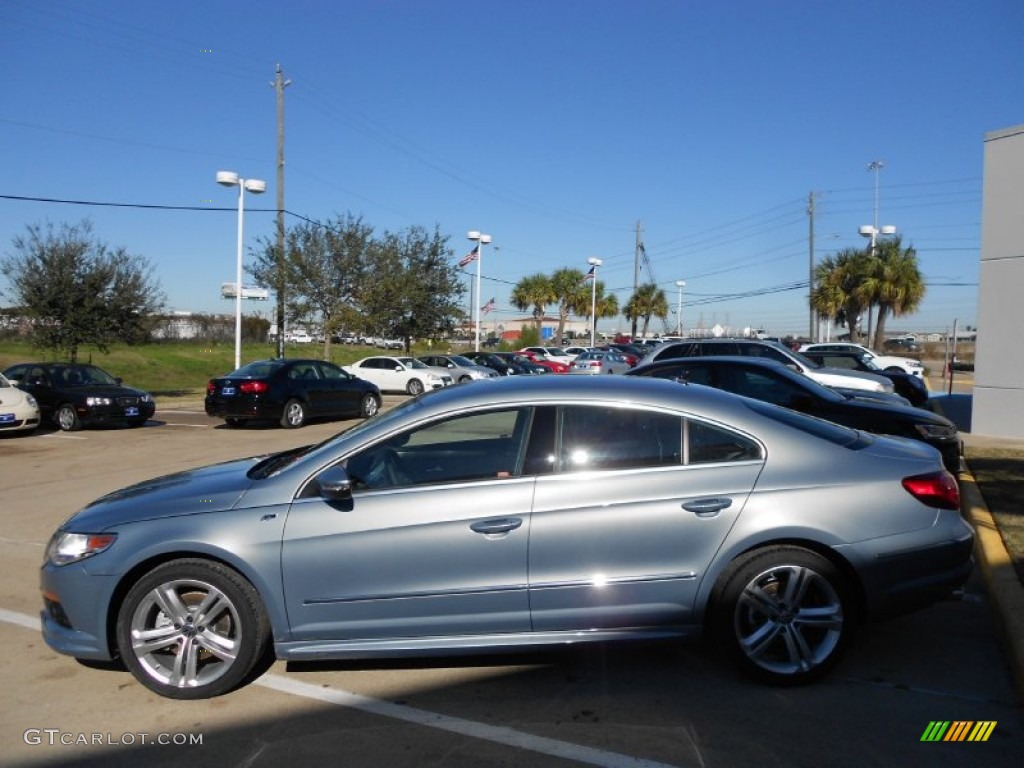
[864,236,925,349]
[624,283,669,339]
[550,267,589,344]
[811,248,874,343]
[511,273,555,336]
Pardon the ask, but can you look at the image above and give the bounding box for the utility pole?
[271,63,292,359]
[807,191,818,341]
[632,220,643,340]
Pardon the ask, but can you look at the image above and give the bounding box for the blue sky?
[2,0,1021,337]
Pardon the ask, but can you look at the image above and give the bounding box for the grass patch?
[964,444,1024,584]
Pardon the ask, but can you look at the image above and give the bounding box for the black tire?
[280,399,306,428]
[56,403,81,432]
[360,393,380,418]
[712,545,854,685]
[406,378,424,396]
[458,375,472,384]
[224,417,244,428]
[115,558,269,699]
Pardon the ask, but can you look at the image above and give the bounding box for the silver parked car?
[568,350,632,375]
[40,376,972,699]
[417,354,500,383]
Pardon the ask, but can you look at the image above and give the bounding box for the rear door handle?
[470,517,523,535]
[682,498,733,517]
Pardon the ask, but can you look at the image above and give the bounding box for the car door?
[281,406,536,641]
[528,404,763,631]
[5,364,56,419]
[317,362,362,416]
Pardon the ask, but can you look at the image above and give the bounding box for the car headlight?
[85,396,112,406]
[914,423,958,440]
[26,394,38,407]
[139,393,153,403]
[45,532,117,566]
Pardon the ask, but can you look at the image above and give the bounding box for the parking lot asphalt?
[1,391,1021,766]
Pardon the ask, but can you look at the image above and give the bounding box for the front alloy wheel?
[406,378,424,396]
[714,546,853,685]
[115,559,269,699]
[56,403,81,432]
[360,393,380,418]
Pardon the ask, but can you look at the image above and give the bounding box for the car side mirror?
[316,466,353,501]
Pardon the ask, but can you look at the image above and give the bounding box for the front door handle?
[470,517,523,535]
[682,498,733,517]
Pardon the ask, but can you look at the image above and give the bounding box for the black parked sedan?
[205,358,381,428]
[626,356,961,472]
[2,362,156,431]
[800,350,929,407]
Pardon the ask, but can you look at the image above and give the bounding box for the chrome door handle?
[470,518,523,534]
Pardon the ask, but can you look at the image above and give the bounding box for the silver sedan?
[40,376,973,699]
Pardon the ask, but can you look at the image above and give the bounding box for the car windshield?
[545,348,570,357]
[448,356,476,366]
[398,357,429,369]
[856,353,883,371]
[784,348,821,370]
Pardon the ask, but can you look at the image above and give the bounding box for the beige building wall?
[972,125,1024,438]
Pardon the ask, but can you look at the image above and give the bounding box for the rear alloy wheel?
[714,545,854,685]
[56,404,81,432]
[360,393,380,418]
[115,559,269,699]
[280,399,306,428]
[458,375,472,383]
[406,378,424,396]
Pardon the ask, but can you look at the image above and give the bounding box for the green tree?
[0,220,164,361]
[862,236,925,349]
[511,273,555,336]
[550,267,589,345]
[585,281,619,342]
[624,283,668,339]
[360,225,465,352]
[250,213,372,358]
[811,248,874,343]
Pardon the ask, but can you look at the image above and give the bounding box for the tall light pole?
[466,231,491,351]
[859,160,896,347]
[587,257,602,347]
[675,280,686,336]
[217,171,266,370]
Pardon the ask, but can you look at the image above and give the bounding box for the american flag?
[458,244,479,268]
[481,297,496,314]
[582,265,595,282]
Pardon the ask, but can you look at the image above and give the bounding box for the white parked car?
[344,356,453,395]
[799,343,924,378]
[285,331,314,344]
[0,372,40,433]
[417,355,500,383]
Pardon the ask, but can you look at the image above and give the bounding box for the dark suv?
[640,338,893,394]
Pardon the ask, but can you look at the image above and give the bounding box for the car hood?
[66,457,261,531]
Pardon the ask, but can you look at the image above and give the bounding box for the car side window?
[343,407,533,491]
[558,405,683,471]
[319,363,348,380]
[686,419,762,464]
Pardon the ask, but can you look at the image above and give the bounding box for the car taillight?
[206,380,216,395]
[240,381,269,394]
[902,471,960,510]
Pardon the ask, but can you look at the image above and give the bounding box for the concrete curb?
[959,464,1024,704]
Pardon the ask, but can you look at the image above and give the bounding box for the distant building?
[973,124,1024,439]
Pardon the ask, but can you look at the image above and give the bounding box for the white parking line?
[0,607,679,768]
[41,433,89,440]
[162,423,209,428]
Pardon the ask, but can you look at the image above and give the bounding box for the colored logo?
[921,721,996,742]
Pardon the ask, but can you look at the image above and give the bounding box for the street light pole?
[859,160,896,348]
[466,231,491,352]
[675,280,686,336]
[587,258,602,347]
[217,171,266,370]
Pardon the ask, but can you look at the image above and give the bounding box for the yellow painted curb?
[959,466,1024,704]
